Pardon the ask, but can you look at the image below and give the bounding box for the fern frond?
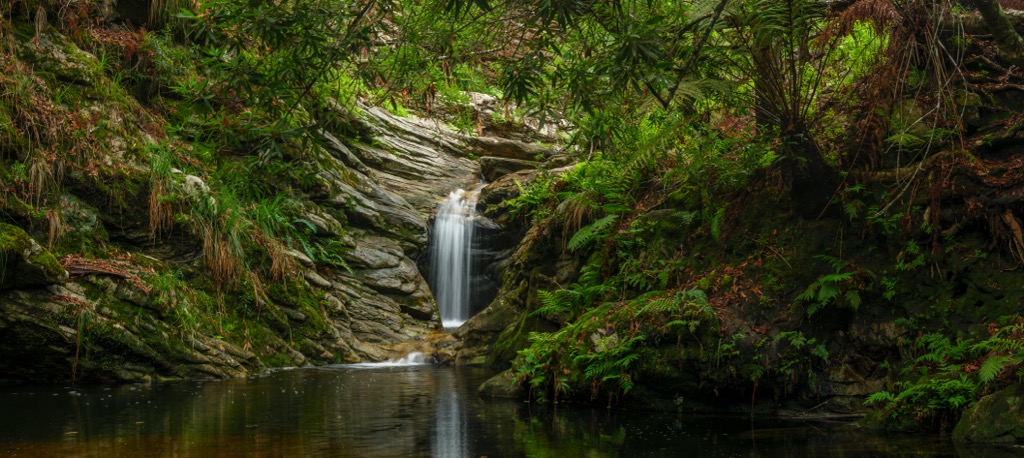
[864,390,894,406]
[979,355,1010,383]
[568,214,619,252]
[796,285,817,302]
[844,290,861,310]
[617,375,634,393]
[612,352,640,369]
[816,282,840,304]
[532,289,576,317]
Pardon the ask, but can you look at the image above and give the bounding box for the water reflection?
[0,367,1009,457]
[432,370,466,458]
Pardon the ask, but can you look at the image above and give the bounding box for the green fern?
[863,390,894,406]
[532,289,577,318]
[567,214,618,252]
[709,207,726,240]
[978,355,1011,383]
[797,256,863,317]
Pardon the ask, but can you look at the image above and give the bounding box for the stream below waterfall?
[0,365,998,457]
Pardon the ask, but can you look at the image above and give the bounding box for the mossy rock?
[0,222,67,290]
[478,369,523,398]
[954,384,1024,445]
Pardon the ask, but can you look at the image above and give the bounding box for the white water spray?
[345,351,431,367]
[430,187,481,328]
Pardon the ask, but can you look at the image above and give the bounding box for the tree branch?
[851,150,957,184]
[661,0,730,109]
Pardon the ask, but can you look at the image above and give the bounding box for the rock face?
[0,97,481,381]
[0,280,260,382]
[305,106,494,361]
[954,384,1024,445]
[0,22,560,382]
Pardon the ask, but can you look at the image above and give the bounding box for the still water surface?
[0,365,995,457]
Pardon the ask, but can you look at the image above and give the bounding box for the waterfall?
[430,187,481,328]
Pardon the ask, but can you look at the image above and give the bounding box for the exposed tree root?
[60,255,151,293]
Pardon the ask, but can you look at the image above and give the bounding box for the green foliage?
[149,0,392,168]
[866,376,976,429]
[895,240,926,272]
[131,1,378,295]
[148,268,220,339]
[866,320,1024,430]
[507,174,556,220]
[567,214,617,252]
[796,255,867,317]
[505,114,783,403]
[515,203,723,402]
[633,289,712,334]
[515,219,721,402]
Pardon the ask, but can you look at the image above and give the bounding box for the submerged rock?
[478,369,523,398]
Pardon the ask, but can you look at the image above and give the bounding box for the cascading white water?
[345,351,431,367]
[430,187,481,328]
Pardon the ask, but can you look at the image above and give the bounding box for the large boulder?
[480,156,538,182]
[465,136,553,162]
[954,384,1024,445]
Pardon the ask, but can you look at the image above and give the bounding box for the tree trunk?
[784,130,840,219]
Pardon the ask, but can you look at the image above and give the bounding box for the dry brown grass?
[46,207,65,249]
[148,177,175,240]
[0,55,100,211]
[201,223,241,291]
[255,233,295,282]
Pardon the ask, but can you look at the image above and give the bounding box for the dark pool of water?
[0,365,1008,457]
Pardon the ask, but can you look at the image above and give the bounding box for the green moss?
[953,384,1024,444]
[0,222,65,287]
[489,303,557,367]
[27,247,64,279]
[0,222,30,251]
[0,109,30,155]
[262,351,297,368]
